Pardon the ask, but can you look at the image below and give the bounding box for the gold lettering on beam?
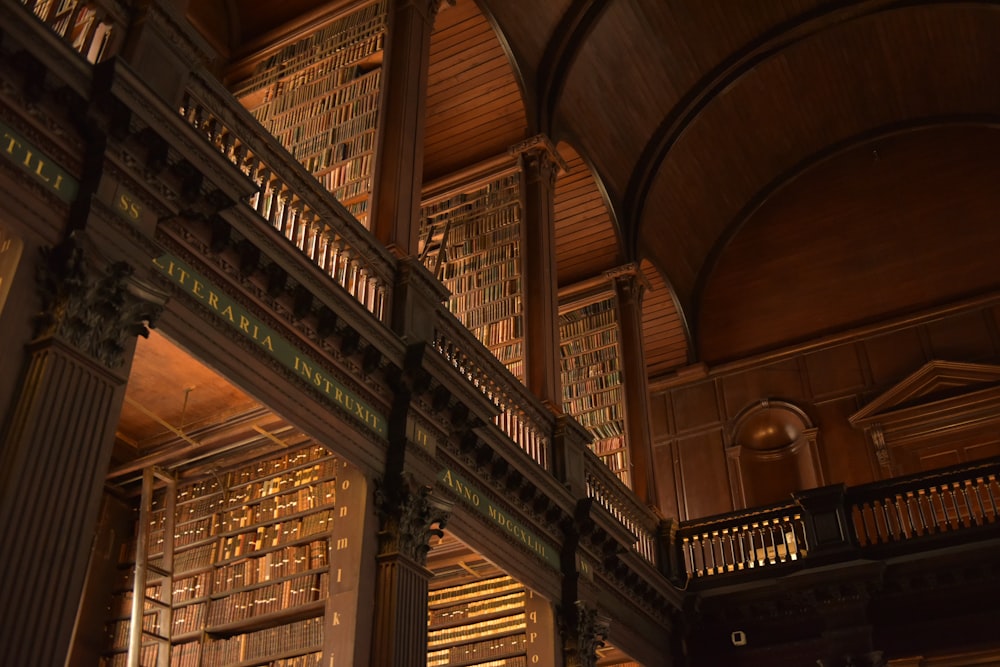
[152,254,388,437]
[0,123,78,201]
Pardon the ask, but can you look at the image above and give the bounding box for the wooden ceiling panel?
[697,125,1000,363]
[116,331,261,448]
[642,4,1000,321]
[557,0,822,202]
[475,0,572,81]
[424,0,527,180]
[554,145,622,286]
[640,259,689,377]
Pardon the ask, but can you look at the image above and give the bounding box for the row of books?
[173,601,206,636]
[427,613,526,649]
[206,572,328,626]
[173,572,210,605]
[317,151,375,195]
[559,327,619,357]
[257,65,379,125]
[170,641,199,667]
[106,612,161,650]
[219,463,336,509]
[427,633,527,667]
[428,591,526,629]
[200,617,323,667]
[100,644,159,667]
[218,511,334,561]
[561,369,622,398]
[564,388,626,415]
[226,446,333,485]
[238,0,385,93]
[175,446,333,506]
[429,576,522,607]
[218,480,337,530]
[458,302,522,333]
[213,540,329,594]
[561,346,620,374]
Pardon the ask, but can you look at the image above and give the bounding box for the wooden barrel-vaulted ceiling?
[187,0,1000,378]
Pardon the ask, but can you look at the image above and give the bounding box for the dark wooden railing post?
[793,483,856,558]
[553,412,591,499]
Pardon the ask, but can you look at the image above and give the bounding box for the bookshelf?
[235,0,386,229]
[559,297,632,488]
[419,171,525,380]
[427,575,528,667]
[101,444,338,667]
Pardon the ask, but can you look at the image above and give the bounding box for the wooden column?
[610,265,659,506]
[370,0,440,257]
[514,135,565,409]
[371,480,450,666]
[326,460,379,667]
[0,234,161,667]
[525,588,564,667]
[560,600,609,667]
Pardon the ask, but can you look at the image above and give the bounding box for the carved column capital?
[559,600,609,667]
[606,262,648,307]
[34,233,164,369]
[511,134,567,188]
[374,476,451,564]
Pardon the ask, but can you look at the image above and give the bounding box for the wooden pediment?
[850,360,1000,433]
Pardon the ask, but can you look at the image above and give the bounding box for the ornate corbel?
[374,476,451,564]
[34,232,165,368]
[559,600,610,667]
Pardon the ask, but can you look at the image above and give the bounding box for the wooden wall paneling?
[675,429,732,520]
[669,379,719,433]
[648,391,672,438]
[863,327,926,387]
[925,309,997,362]
[803,342,865,400]
[653,441,679,521]
[812,396,877,486]
[719,358,804,421]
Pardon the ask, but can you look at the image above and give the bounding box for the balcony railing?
[677,502,808,579]
[847,458,1000,548]
[179,73,395,323]
[19,0,125,64]
[17,0,665,573]
[584,453,660,565]
[676,457,1000,584]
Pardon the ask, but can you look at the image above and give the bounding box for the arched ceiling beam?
[620,0,992,258]
[689,114,1000,359]
[472,0,532,131]
[536,0,610,135]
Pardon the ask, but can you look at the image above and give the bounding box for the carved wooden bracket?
[35,233,164,368]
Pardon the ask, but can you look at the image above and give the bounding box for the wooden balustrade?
[433,313,552,471]
[179,75,396,323]
[677,504,808,580]
[847,458,1000,547]
[19,0,124,64]
[584,455,660,565]
[676,457,1000,584]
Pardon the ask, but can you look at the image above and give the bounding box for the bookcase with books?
[559,296,632,488]
[101,443,339,667]
[427,574,529,667]
[419,170,525,381]
[235,0,386,229]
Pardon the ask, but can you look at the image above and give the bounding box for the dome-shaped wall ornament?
[727,399,824,509]
[732,399,810,452]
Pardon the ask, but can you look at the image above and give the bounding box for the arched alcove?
[727,399,824,508]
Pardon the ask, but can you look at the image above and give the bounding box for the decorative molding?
[374,477,451,564]
[510,134,568,185]
[559,600,609,667]
[34,233,163,368]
